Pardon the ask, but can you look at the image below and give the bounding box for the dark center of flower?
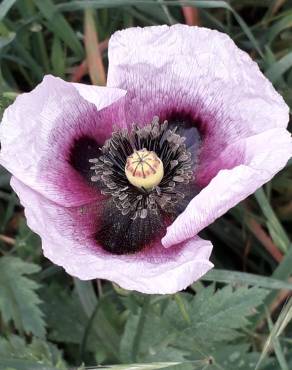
[89,116,199,255]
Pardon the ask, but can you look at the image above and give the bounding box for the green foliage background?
[0,1,292,370]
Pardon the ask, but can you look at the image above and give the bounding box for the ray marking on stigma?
[128,149,160,180]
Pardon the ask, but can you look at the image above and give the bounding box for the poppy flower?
[0,25,291,294]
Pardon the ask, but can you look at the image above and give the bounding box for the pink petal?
[73,82,126,112]
[11,176,213,294]
[107,25,289,187]
[107,25,291,248]
[162,128,292,247]
[108,25,288,134]
[0,75,126,207]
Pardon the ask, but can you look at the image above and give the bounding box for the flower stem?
[131,296,151,362]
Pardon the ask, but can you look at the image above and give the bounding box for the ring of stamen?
[90,117,194,221]
[89,116,198,255]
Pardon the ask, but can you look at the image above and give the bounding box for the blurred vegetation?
[0,1,292,370]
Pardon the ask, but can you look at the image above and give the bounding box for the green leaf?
[14,219,42,261]
[0,94,12,120]
[0,0,16,21]
[0,256,46,338]
[0,359,59,370]
[13,41,44,82]
[134,3,175,23]
[74,278,97,317]
[265,51,292,83]
[266,315,289,370]
[207,344,271,370]
[254,245,292,325]
[73,279,122,362]
[57,0,264,57]
[41,282,120,364]
[267,11,292,45]
[84,8,106,85]
[82,362,203,370]
[173,286,269,352]
[33,0,83,58]
[0,335,66,370]
[0,32,15,52]
[202,269,292,291]
[41,283,94,346]
[51,37,66,78]
[120,306,187,363]
[256,297,292,370]
[121,286,268,363]
[255,188,291,253]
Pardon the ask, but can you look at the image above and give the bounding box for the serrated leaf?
[40,283,91,345]
[0,256,46,337]
[207,344,272,370]
[120,302,187,363]
[0,335,66,370]
[175,286,269,351]
[41,282,109,359]
[121,286,269,362]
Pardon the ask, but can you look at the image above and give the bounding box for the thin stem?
[131,296,151,362]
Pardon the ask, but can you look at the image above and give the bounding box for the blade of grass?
[74,279,120,362]
[256,298,292,369]
[132,296,151,362]
[127,6,159,25]
[13,41,43,82]
[0,358,59,370]
[174,293,191,324]
[0,28,15,50]
[70,37,109,82]
[246,216,283,263]
[33,30,50,73]
[84,8,106,85]
[181,3,200,25]
[254,246,292,326]
[202,269,292,290]
[0,0,16,21]
[33,0,84,58]
[71,60,88,82]
[74,278,97,317]
[270,324,289,370]
[267,10,292,45]
[83,361,206,369]
[51,36,66,78]
[157,0,176,25]
[57,0,264,57]
[265,51,292,83]
[199,8,225,31]
[0,193,18,232]
[255,188,290,253]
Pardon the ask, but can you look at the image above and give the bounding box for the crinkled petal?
[108,24,291,248]
[162,128,292,247]
[73,82,126,111]
[108,25,289,187]
[108,24,288,134]
[11,176,213,294]
[0,75,126,207]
